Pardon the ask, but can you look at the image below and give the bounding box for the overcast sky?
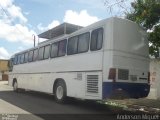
[0,0,133,59]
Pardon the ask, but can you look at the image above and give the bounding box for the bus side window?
[90,28,103,51]
[38,47,44,60]
[24,52,28,63]
[67,36,78,55]
[20,53,25,64]
[11,58,14,66]
[51,42,58,58]
[17,54,21,64]
[9,58,14,71]
[58,39,67,57]
[14,55,18,65]
[44,45,50,59]
[28,50,34,62]
[33,49,38,61]
[78,32,90,53]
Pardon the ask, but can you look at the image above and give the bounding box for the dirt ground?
[106,98,160,114]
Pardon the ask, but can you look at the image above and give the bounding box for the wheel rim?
[56,86,64,100]
[13,82,18,91]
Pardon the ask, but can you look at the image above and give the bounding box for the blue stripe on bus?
[102,82,150,99]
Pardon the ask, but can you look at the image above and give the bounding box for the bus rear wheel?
[54,81,67,103]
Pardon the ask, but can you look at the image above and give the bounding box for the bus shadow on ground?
[0,90,145,120]
[0,90,115,114]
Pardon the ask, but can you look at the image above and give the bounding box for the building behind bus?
[0,59,9,81]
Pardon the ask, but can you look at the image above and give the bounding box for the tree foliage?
[126,0,160,57]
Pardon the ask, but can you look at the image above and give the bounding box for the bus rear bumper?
[102,82,150,99]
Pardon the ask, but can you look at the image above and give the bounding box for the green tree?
[126,0,160,57]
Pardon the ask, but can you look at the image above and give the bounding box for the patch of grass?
[98,99,160,114]
[97,100,128,113]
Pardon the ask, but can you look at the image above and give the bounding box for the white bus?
[8,17,150,103]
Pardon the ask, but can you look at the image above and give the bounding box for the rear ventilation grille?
[87,75,98,93]
[118,69,129,80]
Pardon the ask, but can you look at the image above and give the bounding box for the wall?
[0,60,9,72]
[0,60,9,81]
[0,73,2,80]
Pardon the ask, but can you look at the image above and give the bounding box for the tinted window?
[67,36,78,55]
[33,49,38,61]
[58,40,67,57]
[24,52,28,63]
[97,29,103,49]
[90,32,97,50]
[90,28,103,51]
[14,55,18,65]
[51,42,58,58]
[78,33,89,53]
[44,45,50,59]
[17,54,21,64]
[20,53,25,64]
[28,50,33,62]
[38,47,44,60]
[9,58,14,71]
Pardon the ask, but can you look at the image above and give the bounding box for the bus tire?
[54,80,67,103]
[13,80,18,92]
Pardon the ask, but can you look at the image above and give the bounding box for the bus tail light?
[148,72,150,84]
[108,68,116,82]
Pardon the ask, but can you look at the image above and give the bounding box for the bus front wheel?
[13,81,18,92]
[54,81,67,103]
